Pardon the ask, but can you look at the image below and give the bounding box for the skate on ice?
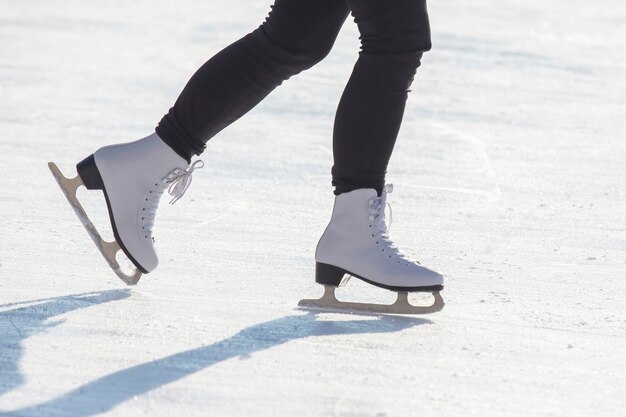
[48,133,202,285]
[299,185,444,315]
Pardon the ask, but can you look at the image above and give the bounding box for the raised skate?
[298,185,444,315]
[48,133,202,285]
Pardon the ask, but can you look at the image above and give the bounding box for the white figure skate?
[48,133,202,285]
[299,185,444,314]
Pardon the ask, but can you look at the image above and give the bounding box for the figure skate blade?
[298,285,444,315]
[48,162,142,285]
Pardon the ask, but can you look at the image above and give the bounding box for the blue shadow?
[0,290,131,400]
[2,307,430,416]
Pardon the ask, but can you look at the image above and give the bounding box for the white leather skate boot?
[315,185,443,292]
[75,132,202,274]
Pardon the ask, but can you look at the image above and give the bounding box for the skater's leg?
[332,0,432,195]
[157,0,350,162]
[312,0,443,305]
[55,1,350,280]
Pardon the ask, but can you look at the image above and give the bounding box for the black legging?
[156,0,431,195]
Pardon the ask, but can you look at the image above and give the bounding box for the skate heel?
[315,262,349,287]
[76,154,105,190]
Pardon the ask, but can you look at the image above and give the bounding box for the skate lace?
[167,160,205,204]
[368,184,417,264]
[141,160,204,239]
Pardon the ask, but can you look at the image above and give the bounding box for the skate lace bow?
[165,160,204,205]
[367,184,415,263]
[141,160,204,240]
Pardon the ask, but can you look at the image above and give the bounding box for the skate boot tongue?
[368,184,414,264]
[368,184,393,233]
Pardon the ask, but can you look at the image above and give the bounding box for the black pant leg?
[332,0,432,195]
[156,0,349,162]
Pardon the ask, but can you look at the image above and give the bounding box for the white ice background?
[1,0,625,416]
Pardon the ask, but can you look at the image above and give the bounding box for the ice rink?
[1,0,625,416]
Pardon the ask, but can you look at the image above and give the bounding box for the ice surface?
[1,0,625,416]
